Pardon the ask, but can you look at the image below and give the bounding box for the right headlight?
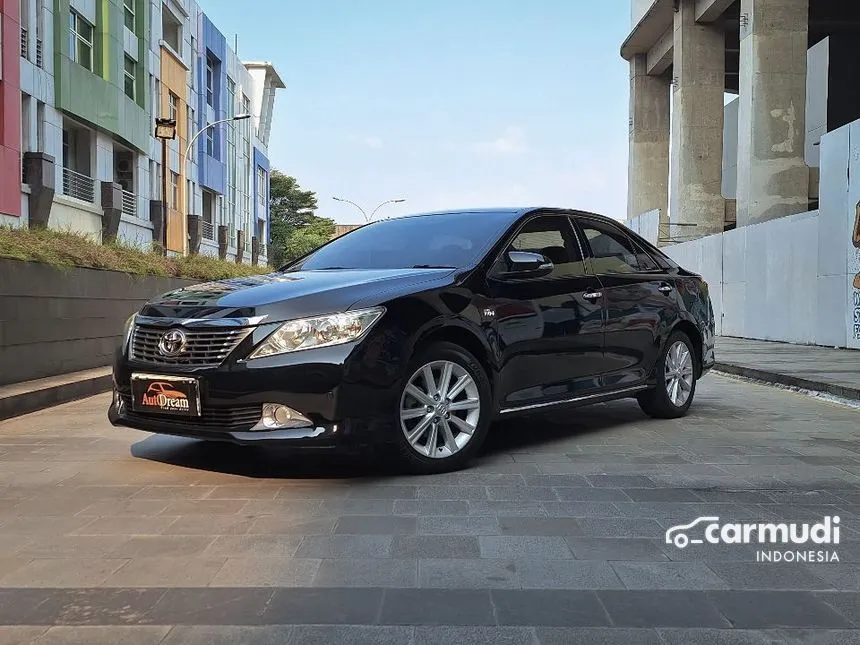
[247,306,385,359]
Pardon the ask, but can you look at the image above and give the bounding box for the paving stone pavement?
[0,373,859,643]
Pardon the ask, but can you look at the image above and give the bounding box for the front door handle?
[583,290,603,302]
[657,283,673,294]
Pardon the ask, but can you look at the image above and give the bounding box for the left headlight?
[122,313,137,351]
[247,307,385,359]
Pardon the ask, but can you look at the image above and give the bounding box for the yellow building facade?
[160,47,189,254]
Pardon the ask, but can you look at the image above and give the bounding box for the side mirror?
[494,251,553,280]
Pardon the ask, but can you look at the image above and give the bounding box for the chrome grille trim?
[130,324,254,367]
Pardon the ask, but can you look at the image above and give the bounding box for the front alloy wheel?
[400,360,481,459]
[394,342,492,473]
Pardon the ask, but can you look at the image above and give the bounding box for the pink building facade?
[0,0,21,218]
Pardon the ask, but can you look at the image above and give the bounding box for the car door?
[483,214,606,410]
[572,216,680,388]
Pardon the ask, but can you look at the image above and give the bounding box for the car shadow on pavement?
[129,399,654,480]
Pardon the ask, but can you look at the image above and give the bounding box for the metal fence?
[62,168,96,203]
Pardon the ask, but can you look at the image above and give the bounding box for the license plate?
[131,373,201,417]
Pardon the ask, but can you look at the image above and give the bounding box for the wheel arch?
[670,319,704,378]
[409,323,495,394]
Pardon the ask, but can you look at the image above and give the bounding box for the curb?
[0,369,113,421]
[714,362,860,402]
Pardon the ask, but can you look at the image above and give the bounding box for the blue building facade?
[253,147,271,243]
[197,13,227,196]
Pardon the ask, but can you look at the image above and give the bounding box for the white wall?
[628,208,660,247]
[662,121,860,348]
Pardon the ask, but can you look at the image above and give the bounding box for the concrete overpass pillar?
[627,55,670,242]
[669,0,726,239]
[736,0,810,227]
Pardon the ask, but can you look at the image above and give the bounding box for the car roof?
[381,206,622,226]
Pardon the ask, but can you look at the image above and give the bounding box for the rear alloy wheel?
[395,342,492,473]
[637,330,697,419]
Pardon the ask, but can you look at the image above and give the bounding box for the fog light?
[114,390,125,414]
[252,403,312,431]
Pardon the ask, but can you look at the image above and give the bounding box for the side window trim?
[574,215,666,275]
[566,216,595,276]
[487,213,590,282]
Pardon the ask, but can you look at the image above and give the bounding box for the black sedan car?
[109,207,715,473]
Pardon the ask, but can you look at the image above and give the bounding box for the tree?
[268,171,335,267]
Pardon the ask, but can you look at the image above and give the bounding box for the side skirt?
[498,384,650,416]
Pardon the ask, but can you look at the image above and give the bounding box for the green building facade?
[53,0,151,152]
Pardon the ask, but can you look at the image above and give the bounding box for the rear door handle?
[657,283,673,294]
[583,290,603,302]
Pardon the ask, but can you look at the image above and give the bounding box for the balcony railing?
[121,190,137,217]
[202,221,214,240]
[20,27,28,59]
[36,39,43,68]
[62,167,96,203]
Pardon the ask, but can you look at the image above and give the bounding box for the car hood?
[138,268,457,322]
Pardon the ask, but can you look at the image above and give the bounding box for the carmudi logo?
[665,516,841,563]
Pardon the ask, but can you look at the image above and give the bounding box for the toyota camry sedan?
[109,207,715,473]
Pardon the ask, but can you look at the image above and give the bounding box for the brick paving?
[0,373,859,643]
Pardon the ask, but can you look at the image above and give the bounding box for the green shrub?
[0,226,271,281]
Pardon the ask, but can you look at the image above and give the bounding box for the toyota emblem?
[158,329,188,357]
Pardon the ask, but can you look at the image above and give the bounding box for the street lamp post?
[332,196,406,222]
[154,113,251,257]
[183,114,251,172]
[154,118,177,256]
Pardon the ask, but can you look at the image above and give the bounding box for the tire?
[393,341,493,474]
[637,330,697,419]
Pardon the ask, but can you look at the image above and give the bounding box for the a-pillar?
[669,0,726,239]
[627,55,670,242]
[736,0,809,227]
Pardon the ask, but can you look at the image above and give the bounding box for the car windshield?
[284,211,514,271]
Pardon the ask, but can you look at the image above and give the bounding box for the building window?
[257,166,267,208]
[36,101,45,152]
[226,78,235,118]
[206,124,215,157]
[69,10,94,71]
[189,36,196,89]
[161,4,181,53]
[187,106,195,161]
[123,55,136,100]
[241,94,251,144]
[206,55,215,107]
[168,92,178,122]
[169,171,179,209]
[123,0,135,32]
[35,0,45,67]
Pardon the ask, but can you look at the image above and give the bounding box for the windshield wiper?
[412,264,456,269]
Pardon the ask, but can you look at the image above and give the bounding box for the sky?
[202,0,632,225]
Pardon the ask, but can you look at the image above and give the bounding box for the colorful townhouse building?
[2,0,284,265]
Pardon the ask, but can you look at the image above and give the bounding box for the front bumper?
[109,337,402,447]
[108,398,348,446]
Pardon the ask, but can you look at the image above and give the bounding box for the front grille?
[130,324,252,368]
[121,395,262,430]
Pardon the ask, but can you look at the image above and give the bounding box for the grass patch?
[0,226,272,281]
